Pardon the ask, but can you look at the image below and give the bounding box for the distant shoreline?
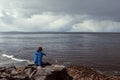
[1,32,120,34]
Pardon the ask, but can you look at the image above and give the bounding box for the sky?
[0,0,120,32]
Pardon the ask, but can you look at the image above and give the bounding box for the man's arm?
[42,52,46,56]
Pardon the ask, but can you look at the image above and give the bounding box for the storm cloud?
[0,0,120,32]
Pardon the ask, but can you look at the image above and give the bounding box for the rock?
[45,69,72,80]
[33,65,72,80]
[11,70,18,75]
[0,63,72,80]
[0,63,120,80]
[67,66,120,80]
[13,75,26,79]
[24,68,33,75]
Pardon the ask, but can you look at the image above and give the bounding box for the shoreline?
[1,61,120,77]
[0,63,120,80]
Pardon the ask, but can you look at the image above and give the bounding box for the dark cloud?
[12,0,120,19]
[0,0,120,32]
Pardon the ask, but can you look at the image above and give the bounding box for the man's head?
[37,47,43,52]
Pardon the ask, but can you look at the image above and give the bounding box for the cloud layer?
[0,0,120,32]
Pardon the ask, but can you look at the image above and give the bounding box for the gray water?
[0,32,120,74]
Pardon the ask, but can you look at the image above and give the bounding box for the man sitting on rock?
[34,47,46,66]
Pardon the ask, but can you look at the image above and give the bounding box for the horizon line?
[1,31,120,34]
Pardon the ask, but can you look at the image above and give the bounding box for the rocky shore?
[0,63,120,80]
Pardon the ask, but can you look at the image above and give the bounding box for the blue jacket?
[34,51,46,66]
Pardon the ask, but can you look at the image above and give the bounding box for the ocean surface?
[0,32,120,74]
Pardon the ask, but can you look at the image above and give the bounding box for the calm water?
[0,33,120,73]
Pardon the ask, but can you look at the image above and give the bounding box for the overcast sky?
[0,0,120,32]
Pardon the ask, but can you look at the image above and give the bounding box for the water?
[0,32,120,74]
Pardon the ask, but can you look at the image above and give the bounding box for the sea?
[0,32,120,75]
